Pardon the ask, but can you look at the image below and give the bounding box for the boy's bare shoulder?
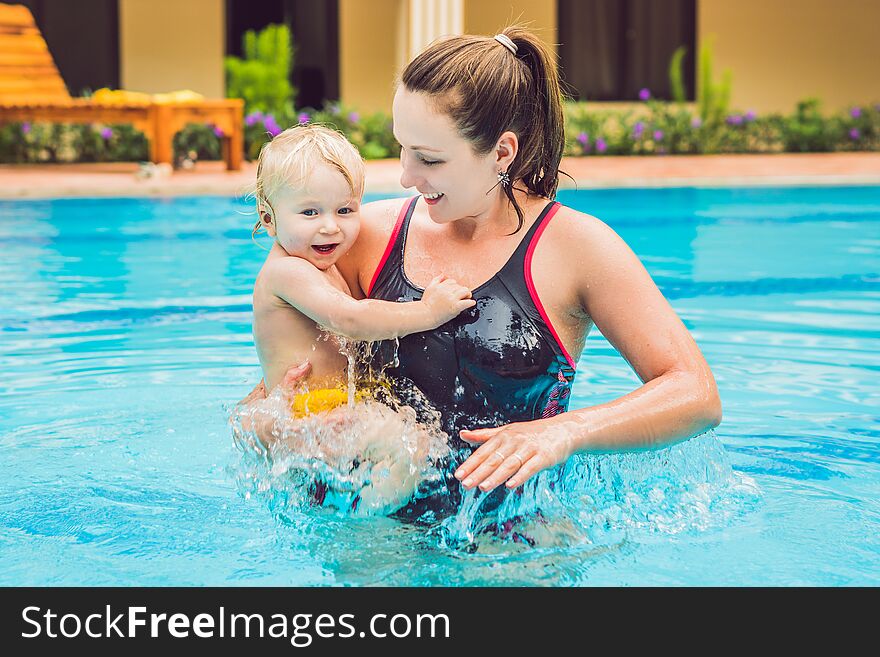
[257,253,321,294]
[260,251,314,277]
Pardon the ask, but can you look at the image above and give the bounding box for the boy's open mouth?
[312,243,339,255]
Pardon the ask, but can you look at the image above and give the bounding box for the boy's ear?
[259,206,277,236]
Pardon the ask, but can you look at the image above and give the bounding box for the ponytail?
[401,26,566,232]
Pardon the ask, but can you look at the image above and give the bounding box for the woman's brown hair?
[400,26,565,232]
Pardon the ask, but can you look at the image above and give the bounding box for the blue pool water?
[1,186,878,586]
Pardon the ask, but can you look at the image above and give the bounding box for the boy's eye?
[338,207,355,215]
[302,209,319,217]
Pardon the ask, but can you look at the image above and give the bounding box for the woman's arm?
[455,213,722,492]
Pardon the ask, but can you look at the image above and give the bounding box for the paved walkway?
[1,153,878,199]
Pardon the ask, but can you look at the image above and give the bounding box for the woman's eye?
[302,209,318,217]
[419,156,440,166]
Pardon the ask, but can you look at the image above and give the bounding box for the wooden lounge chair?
[0,3,244,169]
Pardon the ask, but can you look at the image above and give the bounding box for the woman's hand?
[454,420,575,492]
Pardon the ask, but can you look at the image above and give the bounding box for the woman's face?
[392,87,501,223]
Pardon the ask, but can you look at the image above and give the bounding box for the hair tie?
[493,34,518,56]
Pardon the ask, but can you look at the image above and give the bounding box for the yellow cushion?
[291,387,364,418]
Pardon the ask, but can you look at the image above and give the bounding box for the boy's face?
[262,164,361,270]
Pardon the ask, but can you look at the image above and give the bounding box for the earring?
[497,169,511,188]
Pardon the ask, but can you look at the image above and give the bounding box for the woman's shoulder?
[543,200,650,290]
[539,200,641,280]
[337,196,413,294]
[359,196,412,234]
[547,200,616,245]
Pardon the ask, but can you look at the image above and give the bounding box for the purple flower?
[576,132,589,146]
[595,138,607,153]
[850,128,861,140]
[213,124,225,138]
[298,112,310,125]
[850,107,862,119]
[21,121,31,134]
[348,112,360,123]
[264,115,281,137]
[100,127,113,140]
[653,129,664,141]
[632,121,645,138]
[245,111,263,127]
[745,110,757,122]
[691,117,703,129]
[726,114,744,126]
[638,88,651,101]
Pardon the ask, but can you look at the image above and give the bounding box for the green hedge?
[1,97,877,165]
[563,98,879,156]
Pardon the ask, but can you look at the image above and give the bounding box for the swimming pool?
[1,185,877,586]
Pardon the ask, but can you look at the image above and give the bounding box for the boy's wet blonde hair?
[253,124,365,237]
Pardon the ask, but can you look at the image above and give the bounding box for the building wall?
[338,0,402,114]
[113,0,878,114]
[463,0,556,44]
[698,0,880,114]
[119,0,225,97]
[338,0,557,113]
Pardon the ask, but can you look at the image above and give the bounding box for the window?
[226,0,338,110]
[557,0,696,102]
[18,0,119,95]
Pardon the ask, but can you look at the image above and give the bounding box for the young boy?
[243,124,473,514]
[252,124,473,394]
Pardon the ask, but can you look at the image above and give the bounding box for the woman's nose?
[399,150,420,190]
[399,165,417,189]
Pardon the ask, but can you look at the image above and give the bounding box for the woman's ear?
[260,206,277,237]
[495,131,519,171]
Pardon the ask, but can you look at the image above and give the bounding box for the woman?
[246,27,721,506]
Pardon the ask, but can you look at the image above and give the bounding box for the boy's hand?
[421,275,476,324]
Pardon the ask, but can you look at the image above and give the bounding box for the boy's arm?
[263,257,472,341]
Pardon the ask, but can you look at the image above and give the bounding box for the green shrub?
[173,123,222,161]
[1,101,877,165]
[698,36,733,127]
[669,45,688,104]
[781,98,837,152]
[308,103,398,159]
[561,100,879,157]
[838,103,880,151]
[225,24,296,129]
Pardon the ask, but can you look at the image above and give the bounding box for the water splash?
[229,367,451,519]
[437,430,760,553]
[232,331,759,553]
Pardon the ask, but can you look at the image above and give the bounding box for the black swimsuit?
[369,195,577,431]
[367,196,578,520]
